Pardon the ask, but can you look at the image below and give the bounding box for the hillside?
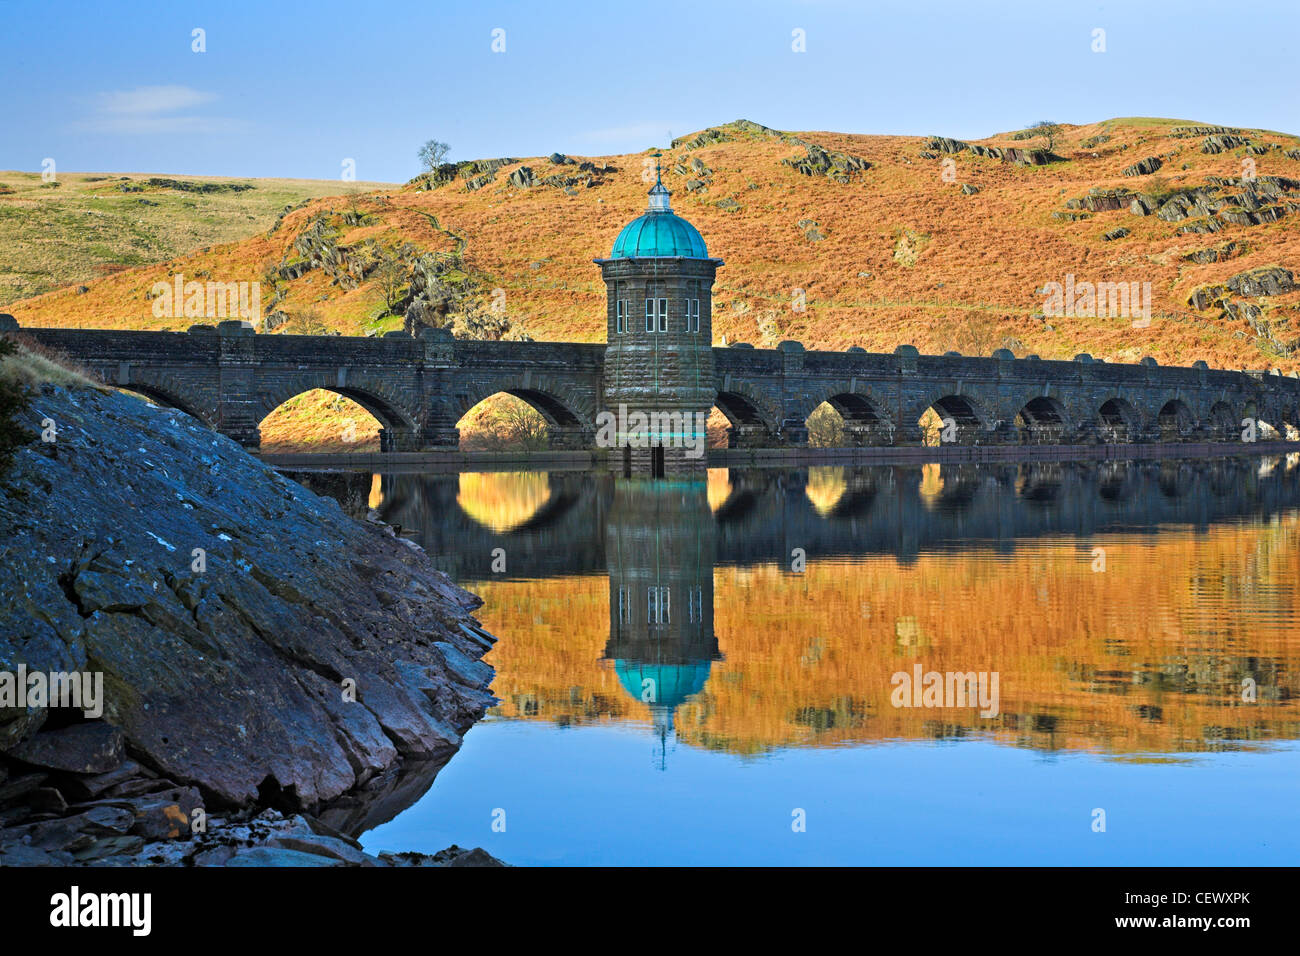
[5,117,1299,447]
[0,171,395,307]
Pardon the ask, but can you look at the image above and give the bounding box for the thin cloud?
[81,85,240,134]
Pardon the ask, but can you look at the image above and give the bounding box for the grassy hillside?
[5,117,1299,448]
[0,171,395,306]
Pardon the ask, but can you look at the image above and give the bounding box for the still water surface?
[346,458,1300,865]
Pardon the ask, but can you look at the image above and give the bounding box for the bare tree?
[374,250,406,315]
[1028,120,1062,152]
[418,139,451,172]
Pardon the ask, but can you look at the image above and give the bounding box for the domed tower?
[595,157,723,477]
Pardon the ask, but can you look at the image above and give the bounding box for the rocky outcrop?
[1060,173,1300,234]
[923,137,1059,166]
[1225,265,1294,297]
[783,144,870,183]
[1066,188,1133,212]
[1182,240,1245,264]
[1122,156,1163,176]
[0,804,508,867]
[0,387,500,865]
[1202,134,1250,154]
[407,157,517,192]
[1171,125,1242,138]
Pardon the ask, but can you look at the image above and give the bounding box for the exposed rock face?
[923,137,1058,166]
[1201,133,1250,154]
[1122,156,1163,176]
[783,144,871,183]
[1067,188,1133,212]
[0,805,508,867]
[0,387,498,817]
[1171,125,1241,138]
[408,157,518,192]
[1226,266,1294,297]
[1182,240,1245,264]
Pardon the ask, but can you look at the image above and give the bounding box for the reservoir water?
[301,458,1300,865]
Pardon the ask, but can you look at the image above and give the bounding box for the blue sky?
[2,0,1296,182]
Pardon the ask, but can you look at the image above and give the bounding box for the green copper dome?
[609,167,709,259]
[611,211,709,258]
[613,660,712,710]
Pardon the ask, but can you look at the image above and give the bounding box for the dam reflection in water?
[346,457,1300,864]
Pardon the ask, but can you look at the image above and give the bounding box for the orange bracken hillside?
[7,118,1300,445]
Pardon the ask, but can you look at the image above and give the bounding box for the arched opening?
[807,402,845,447]
[1014,397,1068,444]
[260,389,384,452]
[1208,402,1237,442]
[1156,399,1195,441]
[807,393,893,447]
[713,391,772,448]
[919,395,987,446]
[705,408,732,450]
[1098,398,1138,442]
[1242,401,1287,441]
[458,393,550,451]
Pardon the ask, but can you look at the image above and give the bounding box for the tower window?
[686,298,700,333]
[645,297,668,332]
[616,299,626,334]
[688,587,703,623]
[648,586,670,625]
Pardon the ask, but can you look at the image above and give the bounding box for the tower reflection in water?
[342,457,1300,759]
[604,479,720,769]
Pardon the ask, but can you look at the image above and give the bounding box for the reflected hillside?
[362,458,1300,758]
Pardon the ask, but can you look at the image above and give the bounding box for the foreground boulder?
[0,386,498,816]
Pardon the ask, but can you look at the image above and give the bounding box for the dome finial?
[647,150,671,212]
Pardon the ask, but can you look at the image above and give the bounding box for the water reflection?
[295,458,1300,761]
[605,481,720,769]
